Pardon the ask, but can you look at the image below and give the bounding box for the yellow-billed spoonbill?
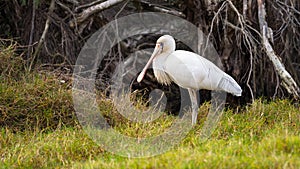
[137,35,242,125]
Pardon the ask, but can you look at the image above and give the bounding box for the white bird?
[137,35,242,125]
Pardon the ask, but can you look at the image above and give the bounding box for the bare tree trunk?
[257,0,300,99]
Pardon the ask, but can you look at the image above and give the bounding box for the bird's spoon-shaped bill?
[137,72,145,83]
[137,44,161,83]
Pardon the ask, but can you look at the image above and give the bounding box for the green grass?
[0,41,299,168]
[1,98,299,168]
[74,99,300,169]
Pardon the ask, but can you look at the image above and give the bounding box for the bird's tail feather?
[218,75,242,96]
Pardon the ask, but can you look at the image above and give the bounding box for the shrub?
[0,40,76,131]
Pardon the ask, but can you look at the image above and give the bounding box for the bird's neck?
[152,52,173,85]
[153,52,170,70]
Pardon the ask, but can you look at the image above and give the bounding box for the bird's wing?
[165,50,224,89]
[168,50,242,96]
[217,74,242,96]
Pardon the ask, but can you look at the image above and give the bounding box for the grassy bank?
[1,95,299,168]
[1,105,299,168]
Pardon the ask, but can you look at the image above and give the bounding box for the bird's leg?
[188,88,199,125]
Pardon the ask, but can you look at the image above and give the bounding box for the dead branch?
[27,0,36,59]
[69,0,126,27]
[243,0,248,17]
[29,0,56,71]
[75,0,106,12]
[152,5,185,18]
[257,0,300,98]
[139,0,185,18]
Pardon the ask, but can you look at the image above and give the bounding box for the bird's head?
[137,35,176,83]
[156,35,176,54]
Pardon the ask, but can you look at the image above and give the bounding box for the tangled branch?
[257,0,300,99]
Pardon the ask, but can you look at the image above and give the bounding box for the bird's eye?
[159,42,164,51]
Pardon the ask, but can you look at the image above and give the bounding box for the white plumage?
[137,35,242,125]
